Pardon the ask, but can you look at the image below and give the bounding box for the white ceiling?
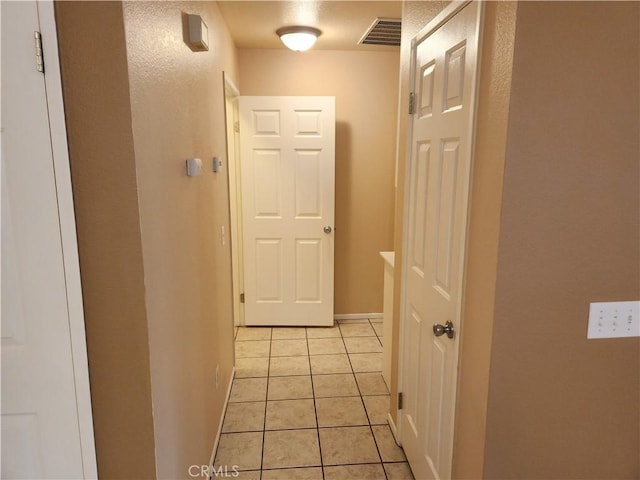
[217,1,402,51]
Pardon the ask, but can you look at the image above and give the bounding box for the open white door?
[399,2,482,479]
[1,1,96,478]
[239,96,335,326]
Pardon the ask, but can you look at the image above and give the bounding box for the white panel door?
[1,1,96,478]
[400,2,482,479]
[239,96,335,326]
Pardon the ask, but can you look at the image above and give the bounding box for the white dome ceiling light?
[276,26,322,52]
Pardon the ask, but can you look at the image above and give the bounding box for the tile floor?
[213,318,414,480]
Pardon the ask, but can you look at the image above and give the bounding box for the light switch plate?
[186,158,202,177]
[587,301,640,339]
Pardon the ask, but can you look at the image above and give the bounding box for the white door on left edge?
[2,1,95,478]
[239,96,335,326]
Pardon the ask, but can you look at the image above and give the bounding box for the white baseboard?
[208,366,235,469]
[388,412,400,445]
[334,313,383,320]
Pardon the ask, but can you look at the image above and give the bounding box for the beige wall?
[55,3,157,478]
[238,49,399,314]
[452,2,517,477]
[484,2,640,478]
[56,1,238,478]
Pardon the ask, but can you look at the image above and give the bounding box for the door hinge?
[234,121,240,133]
[408,92,415,115]
[34,31,44,74]
[240,293,245,303]
[398,392,403,410]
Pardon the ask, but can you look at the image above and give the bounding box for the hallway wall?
[238,49,400,315]
[484,2,640,478]
[56,1,239,478]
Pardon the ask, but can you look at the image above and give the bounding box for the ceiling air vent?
[359,18,401,47]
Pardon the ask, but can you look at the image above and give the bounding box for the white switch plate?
[186,158,202,177]
[587,301,640,339]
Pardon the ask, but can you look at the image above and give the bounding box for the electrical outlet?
[220,225,226,246]
[215,365,220,389]
[587,301,640,339]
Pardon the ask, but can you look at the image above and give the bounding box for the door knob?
[433,320,455,339]
[323,226,332,234]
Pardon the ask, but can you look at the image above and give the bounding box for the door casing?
[223,72,245,326]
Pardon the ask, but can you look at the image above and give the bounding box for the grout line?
[259,328,273,473]
[304,328,326,479]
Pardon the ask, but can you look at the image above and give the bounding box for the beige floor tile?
[214,431,262,471]
[268,376,313,400]
[271,327,308,340]
[235,340,271,358]
[307,338,346,355]
[232,471,261,480]
[384,462,415,480]
[319,426,380,465]
[324,464,386,480]
[339,323,376,337]
[269,356,310,376]
[262,429,321,469]
[265,399,317,430]
[344,336,382,353]
[363,395,390,425]
[373,323,384,338]
[306,326,341,338]
[271,339,308,357]
[262,467,323,480]
[315,396,368,427]
[222,401,265,432]
[312,373,359,398]
[373,425,406,462]
[355,373,389,395]
[369,317,383,324]
[309,354,352,374]
[235,357,269,378]
[349,352,382,373]
[229,378,268,403]
[236,327,272,341]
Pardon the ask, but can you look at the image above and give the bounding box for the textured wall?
[238,48,399,315]
[57,1,239,478]
[452,2,517,477]
[484,2,640,478]
[55,2,157,478]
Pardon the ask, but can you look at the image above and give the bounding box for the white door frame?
[223,72,245,326]
[396,0,482,467]
[1,0,98,475]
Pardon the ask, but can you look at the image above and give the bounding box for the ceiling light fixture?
[276,26,322,52]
